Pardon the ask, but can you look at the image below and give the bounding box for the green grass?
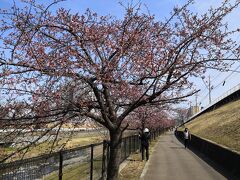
[180,99,240,152]
[0,146,16,161]
[44,158,102,180]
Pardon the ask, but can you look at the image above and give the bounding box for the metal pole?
[208,75,212,104]
[133,136,135,152]
[124,138,127,159]
[59,151,63,180]
[101,141,107,179]
[90,144,94,180]
[129,136,131,154]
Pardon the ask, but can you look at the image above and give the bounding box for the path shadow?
[175,134,239,180]
[169,146,185,149]
[126,158,142,162]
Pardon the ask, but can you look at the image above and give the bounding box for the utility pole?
[189,101,192,108]
[195,93,199,114]
[208,75,212,104]
[195,93,198,107]
[201,75,212,104]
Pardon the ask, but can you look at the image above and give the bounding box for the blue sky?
[0,0,183,19]
[1,0,240,108]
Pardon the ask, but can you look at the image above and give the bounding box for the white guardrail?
[186,83,240,122]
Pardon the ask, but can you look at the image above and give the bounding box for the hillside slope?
[182,99,240,153]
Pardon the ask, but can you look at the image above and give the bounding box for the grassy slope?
[182,99,240,153]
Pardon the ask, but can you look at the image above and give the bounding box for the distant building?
[187,105,200,117]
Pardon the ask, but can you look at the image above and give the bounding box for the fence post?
[138,135,141,151]
[59,151,63,180]
[128,136,132,155]
[107,142,110,163]
[102,141,107,179]
[90,144,94,180]
[124,138,127,159]
[133,135,136,152]
[136,136,138,151]
[131,136,133,153]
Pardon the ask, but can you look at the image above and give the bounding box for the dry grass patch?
[0,135,103,161]
[63,136,103,149]
[119,153,145,180]
[181,99,240,152]
[27,135,103,157]
[119,137,160,180]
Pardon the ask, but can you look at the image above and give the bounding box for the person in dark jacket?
[139,128,150,161]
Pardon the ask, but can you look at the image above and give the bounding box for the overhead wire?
[187,33,240,107]
[213,64,240,90]
[213,36,240,90]
[198,43,240,105]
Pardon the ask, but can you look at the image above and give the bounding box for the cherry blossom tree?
[174,107,189,125]
[0,0,240,179]
[126,105,174,132]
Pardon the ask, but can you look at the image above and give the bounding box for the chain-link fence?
[0,152,60,179]
[0,128,165,180]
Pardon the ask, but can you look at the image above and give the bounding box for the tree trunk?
[107,129,122,180]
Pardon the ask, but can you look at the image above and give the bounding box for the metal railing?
[0,128,164,180]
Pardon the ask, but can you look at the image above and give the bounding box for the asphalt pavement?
[140,132,227,180]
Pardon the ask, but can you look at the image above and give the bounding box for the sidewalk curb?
[140,137,161,180]
[139,159,149,180]
[119,159,129,172]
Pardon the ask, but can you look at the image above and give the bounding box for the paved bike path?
[140,132,226,180]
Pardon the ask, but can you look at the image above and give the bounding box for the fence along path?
[141,131,226,180]
[0,128,164,180]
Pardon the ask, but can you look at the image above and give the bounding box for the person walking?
[139,128,151,161]
[183,128,191,149]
